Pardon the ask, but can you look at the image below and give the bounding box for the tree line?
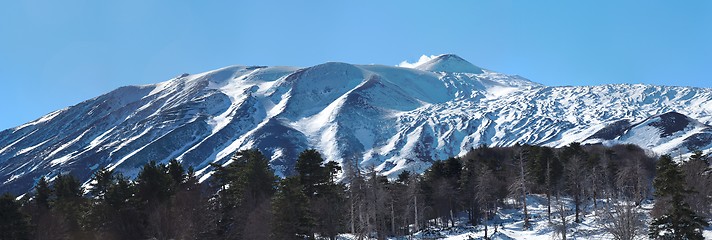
[0,143,710,239]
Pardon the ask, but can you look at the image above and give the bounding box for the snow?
[15,138,51,156]
[0,129,38,154]
[13,109,65,130]
[608,113,711,156]
[148,80,173,96]
[3,174,22,184]
[207,102,239,135]
[3,54,712,194]
[46,128,91,158]
[337,195,712,240]
[109,127,153,158]
[89,126,116,148]
[485,85,519,99]
[49,154,73,167]
[105,127,155,172]
[415,54,484,74]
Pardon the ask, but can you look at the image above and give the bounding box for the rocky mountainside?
[2,54,712,194]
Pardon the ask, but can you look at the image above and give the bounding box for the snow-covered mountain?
[2,54,712,194]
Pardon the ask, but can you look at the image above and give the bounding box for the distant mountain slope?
[1,54,712,194]
[584,111,712,154]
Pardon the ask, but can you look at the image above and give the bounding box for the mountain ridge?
[1,54,712,195]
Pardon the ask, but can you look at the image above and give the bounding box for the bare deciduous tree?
[553,195,568,240]
[509,149,531,229]
[599,201,645,240]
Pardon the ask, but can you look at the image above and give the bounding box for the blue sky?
[1,1,711,130]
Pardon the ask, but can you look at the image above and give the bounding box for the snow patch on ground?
[15,138,51,156]
[46,128,91,158]
[0,130,38,154]
[49,154,73,167]
[337,195,712,240]
[485,86,519,99]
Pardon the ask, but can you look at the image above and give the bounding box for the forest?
[0,143,710,240]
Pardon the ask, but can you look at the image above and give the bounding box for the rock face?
[2,54,712,194]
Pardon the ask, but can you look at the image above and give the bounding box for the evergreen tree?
[396,170,411,184]
[52,173,87,239]
[649,155,708,239]
[212,149,277,239]
[89,167,113,199]
[170,166,206,240]
[34,177,51,210]
[388,173,411,236]
[166,159,186,186]
[459,155,480,225]
[294,149,346,239]
[88,170,140,238]
[106,174,144,240]
[272,177,313,240]
[135,161,178,238]
[295,149,328,197]
[422,157,462,227]
[136,161,174,205]
[87,169,114,238]
[0,193,30,240]
[30,176,62,240]
[104,174,135,210]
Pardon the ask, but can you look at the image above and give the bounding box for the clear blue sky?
[1,1,711,130]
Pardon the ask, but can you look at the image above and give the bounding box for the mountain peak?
[415,54,484,74]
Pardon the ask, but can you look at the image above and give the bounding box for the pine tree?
[85,168,142,239]
[166,159,186,186]
[272,177,313,240]
[295,149,327,197]
[35,177,52,210]
[0,193,30,240]
[459,155,482,225]
[170,165,205,240]
[104,174,135,210]
[136,161,174,205]
[135,161,178,238]
[105,173,143,239]
[294,149,346,239]
[388,172,411,236]
[52,173,87,238]
[649,155,708,239]
[30,176,62,240]
[89,167,113,199]
[212,149,277,239]
[422,157,461,227]
[86,168,113,234]
[396,171,411,184]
